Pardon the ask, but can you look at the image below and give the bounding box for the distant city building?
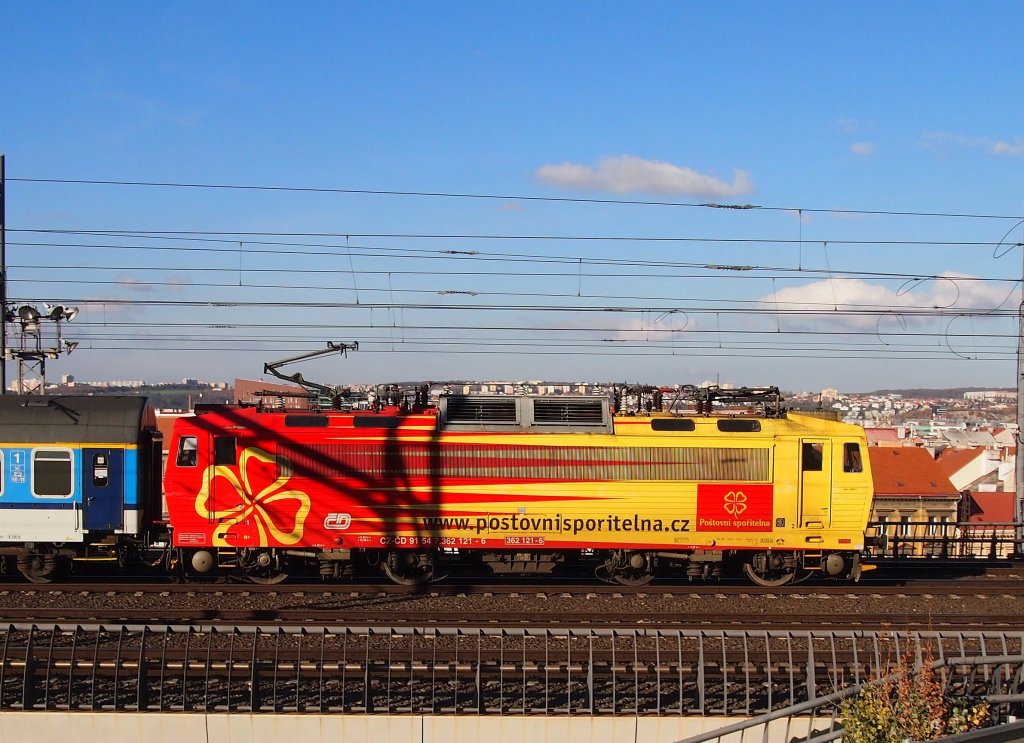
[964,390,1017,401]
[820,388,839,404]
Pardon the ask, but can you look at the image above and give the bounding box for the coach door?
[83,448,125,531]
[799,439,832,529]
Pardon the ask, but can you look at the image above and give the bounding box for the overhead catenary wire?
[9,176,1024,220]
[4,175,1023,376]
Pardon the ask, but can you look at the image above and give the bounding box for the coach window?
[214,437,237,466]
[843,443,863,473]
[0,451,4,496]
[802,442,823,472]
[32,448,74,498]
[176,436,198,467]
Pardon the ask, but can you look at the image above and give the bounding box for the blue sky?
[2,2,1023,393]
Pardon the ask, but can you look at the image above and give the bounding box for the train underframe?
[0,533,173,583]
[173,545,865,587]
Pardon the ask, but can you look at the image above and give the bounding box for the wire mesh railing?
[0,625,1021,716]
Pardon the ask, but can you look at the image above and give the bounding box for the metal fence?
[866,520,1018,560]
[677,652,1024,743]
[0,624,1022,716]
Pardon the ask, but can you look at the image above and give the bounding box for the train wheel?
[18,551,58,584]
[238,548,288,585]
[600,550,655,586]
[383,550,436,586]
[742,552,797,587]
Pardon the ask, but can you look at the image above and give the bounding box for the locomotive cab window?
[843,443,863,473]
[214,437,237,466]
[176,436,198,467]
[92,453,109,487]
[801,442,823,472]
[32,448,74,498]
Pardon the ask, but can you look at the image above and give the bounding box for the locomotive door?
[209,436,238,528]
[83,448,125,531]
[799,439,832,528]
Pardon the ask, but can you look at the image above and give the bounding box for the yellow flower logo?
[723,490,747,516]
[194,447,311,547]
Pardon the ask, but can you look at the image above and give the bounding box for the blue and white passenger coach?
[0,396,164,582]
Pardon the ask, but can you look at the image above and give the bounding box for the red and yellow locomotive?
[163,385,874,586]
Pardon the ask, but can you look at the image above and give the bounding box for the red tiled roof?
[935,447,985,479]
[963,491,1015,523]
[867,447,959,498]
[866,428,899,443]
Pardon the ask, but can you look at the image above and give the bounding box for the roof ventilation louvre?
[533,398,606,425]
[438,394,613,432]
[445,396,518,425]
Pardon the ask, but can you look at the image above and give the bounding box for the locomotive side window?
[176,436,198,467]
[32,448,74,498]
[717,420,761,433]
[801,442,823,472]
[843,443,863,473]
[92,453,109,487]
[214,437,237,466]
[650,418,696,432]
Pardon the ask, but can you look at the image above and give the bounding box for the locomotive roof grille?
[445,396,519,425]
[533,398,605,425]
[438,395,613,432]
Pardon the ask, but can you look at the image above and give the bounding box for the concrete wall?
[0,712,833,743]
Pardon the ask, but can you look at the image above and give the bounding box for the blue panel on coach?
[83,448,124,531]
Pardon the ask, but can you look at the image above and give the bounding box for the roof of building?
[154,412,191,451]
[935,447,985,479]
[865,428,900,443]
[943,430,997,447]
[868,447,959,498]
[234,378,310,409]
[962,491,1015,524]
[993,428,1017,446]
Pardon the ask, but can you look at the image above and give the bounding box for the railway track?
[1,567,1023,596]
[0,606,1016,631]
[0,571,1022,630]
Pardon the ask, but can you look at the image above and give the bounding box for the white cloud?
[921,131,1024,158]
[992,139,1024,156]
[536,155,754,197]
[850,142,874,156]
[761,275,1012,331]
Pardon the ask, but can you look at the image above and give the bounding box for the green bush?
[839,646,990,742]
